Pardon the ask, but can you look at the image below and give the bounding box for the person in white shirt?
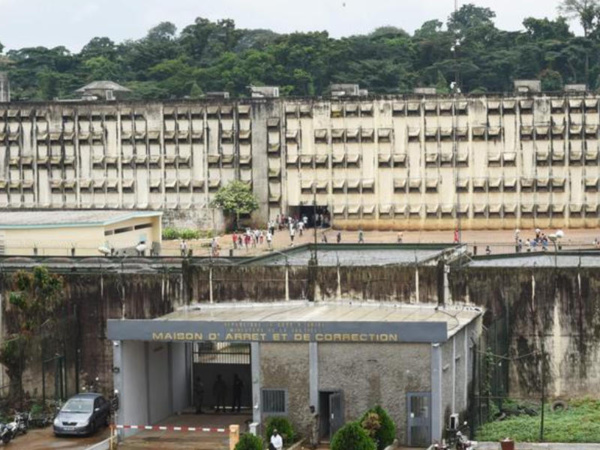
[270,429,283,450]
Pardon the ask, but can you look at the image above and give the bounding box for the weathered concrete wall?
[2,259,600,403]
[318,342,431,445]
[0,268,184,397]
[260,343,310,436]
[186,264,439,303]
[450,267,600,400]
[2,94,600,232]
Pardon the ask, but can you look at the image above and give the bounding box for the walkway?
[476,443,600,450]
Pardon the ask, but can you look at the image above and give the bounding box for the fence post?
[229,424,240,450]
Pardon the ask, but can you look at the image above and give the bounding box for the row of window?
[327,203,599,217]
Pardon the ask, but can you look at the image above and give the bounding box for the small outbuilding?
[0,210,162,256]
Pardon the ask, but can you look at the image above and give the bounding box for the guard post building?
[108,301,482,447]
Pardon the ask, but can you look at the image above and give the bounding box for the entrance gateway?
[107,301,482,447]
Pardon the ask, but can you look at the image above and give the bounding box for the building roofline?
[0,211,162,230]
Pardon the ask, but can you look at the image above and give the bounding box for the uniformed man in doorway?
[309,405,319,449]
[213,374,227,412]
[193,375,204,414]
[231,374,244,413]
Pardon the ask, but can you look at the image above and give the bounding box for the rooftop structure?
[414,87,437,95]
[0,72,9,103]
[250,86,280,98]
[75,81,131,101]
[514,79,541,93]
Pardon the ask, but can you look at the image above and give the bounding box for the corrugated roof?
[0,210,161,229]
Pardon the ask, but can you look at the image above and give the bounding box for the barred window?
[262,389,287,415]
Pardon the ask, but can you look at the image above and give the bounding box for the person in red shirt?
[232,232,238,249]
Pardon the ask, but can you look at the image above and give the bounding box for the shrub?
[265,416,295,445]
[179,228,201,240]
[234,433,263,450]
[360,405,396,450]
[161,228,204,240]
[162,227,178,240]
[331,422,376,450]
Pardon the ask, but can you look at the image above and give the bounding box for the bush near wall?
[360,405,396,450]
[162,227,214,240]
[265,416,296,446]
[234,433,263,450]
[331,422,376,450]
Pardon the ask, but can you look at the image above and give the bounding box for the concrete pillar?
[431,343,442,443]
[451,336,456,413]
[251,342,261,425]
[0,72,9,103]
[309,342,319,409]
[112,340,124,441]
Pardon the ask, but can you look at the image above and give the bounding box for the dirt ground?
[11,425,110,449]
[161,228,600,258]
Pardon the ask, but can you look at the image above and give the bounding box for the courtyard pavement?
[476,443,600,450]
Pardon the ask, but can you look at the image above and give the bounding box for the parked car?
[53,393,110,436]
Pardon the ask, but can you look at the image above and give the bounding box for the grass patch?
[477,399,600,443]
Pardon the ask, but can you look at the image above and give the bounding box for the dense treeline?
[2,2,600,100]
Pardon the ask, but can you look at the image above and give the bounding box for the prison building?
[108,301,482,447]
[0,94,599,230]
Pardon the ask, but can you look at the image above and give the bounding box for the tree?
[558,0,600,36]
[331,422,376,450]
[211,180,259,229]
[448,4,496,36]
[541,69,564,91]
[0,267,65,400]
[360,406,396,450]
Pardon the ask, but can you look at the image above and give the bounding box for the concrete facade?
[1,94,599,230]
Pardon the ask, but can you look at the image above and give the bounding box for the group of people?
[516,228,556,253]
[193,373,244,414]
[232,228,274,250]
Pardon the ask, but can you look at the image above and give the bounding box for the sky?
[0,0,575,52]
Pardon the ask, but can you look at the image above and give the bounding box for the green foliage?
[234,433,263,450]
[0,267,65,400]
[360,406,396,450]
[331,422,376,450]
[477,399,600,443]
[211,180,259,218]
[265,416,295,445]
[162,228,214,240]
[8,6,600,99]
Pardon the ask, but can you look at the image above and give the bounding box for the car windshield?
[61,398,93,414]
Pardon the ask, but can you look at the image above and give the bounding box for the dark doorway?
[295,206,330,228]
[319,390,344,442]
[192,342,252,413]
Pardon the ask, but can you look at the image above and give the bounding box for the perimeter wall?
[0,260,599,403]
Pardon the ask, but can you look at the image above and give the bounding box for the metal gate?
[407,392,431,447]
[329,392,344,440]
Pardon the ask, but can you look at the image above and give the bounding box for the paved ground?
[476,443,600,450]
[11,425,110,449]
[162,228,600,258]
[118,412,251,450]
